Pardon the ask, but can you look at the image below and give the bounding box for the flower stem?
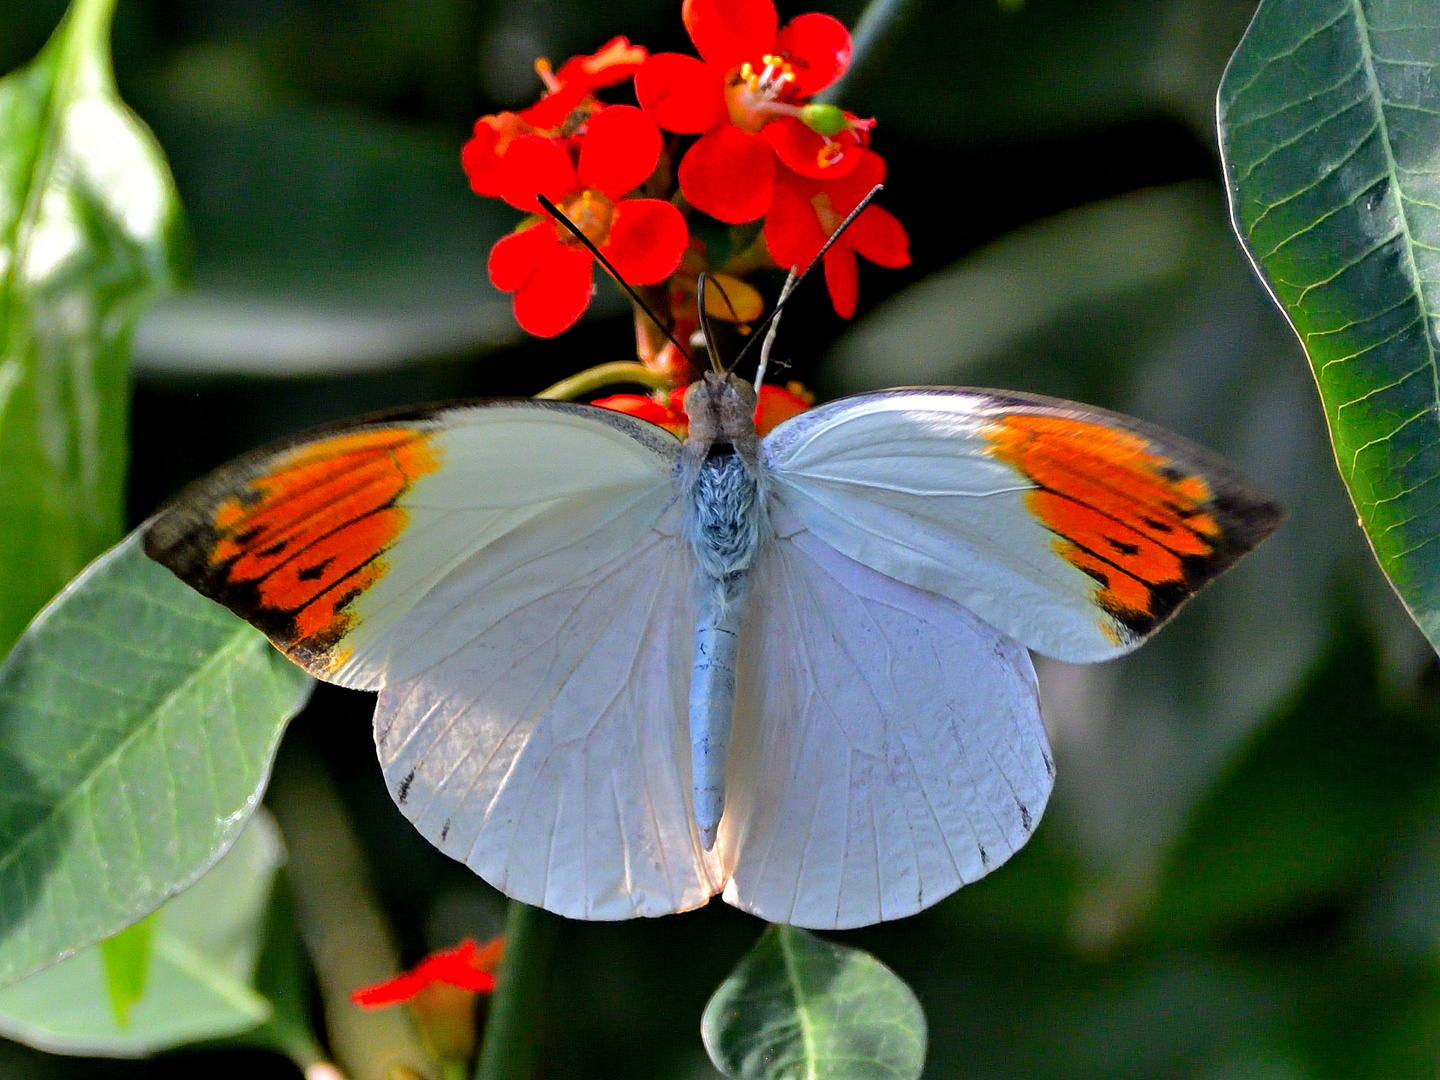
[535,362,673,401]
[473,902,561,1080]
[268,746,434,1080]
[816,0,912,105]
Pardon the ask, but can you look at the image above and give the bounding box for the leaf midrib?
[1347,0,1440,455]
[0,624,258,889]
[778,927,820,1080]
[151,933,270,1022]
[1,19,82,361]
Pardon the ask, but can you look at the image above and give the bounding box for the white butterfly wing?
[718,521,1051,930]
[763,389,1283,663]
[144,401,683,688]
[374,503,720,920]
[147,401,717,918]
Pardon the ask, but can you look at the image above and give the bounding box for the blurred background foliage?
[4,0,1439,1076]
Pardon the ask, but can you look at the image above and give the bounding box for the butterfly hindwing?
[374,506,718,919]
[720,521,1051,929]
[763,388,1284,663]
[144,401,683,687]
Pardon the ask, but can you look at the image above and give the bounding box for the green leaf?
[0,0,183,655]
[701,925,926,1080]
[0,530,313,988]
[99,913,155,1027]
[1218,0,1440,651]
[0,812,282,1057]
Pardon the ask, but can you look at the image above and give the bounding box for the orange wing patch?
[988,413,1229,640]
[155,427,441,674]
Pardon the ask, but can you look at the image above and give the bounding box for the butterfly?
[142,373,1282,929]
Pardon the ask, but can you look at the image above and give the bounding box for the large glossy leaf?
[1218,0,1440,651]
[0,530,313,988]
[701,925,925,1080]
[0,812,281,1056]
[0,0,182,655]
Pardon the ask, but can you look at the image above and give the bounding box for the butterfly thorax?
[681,372,767,581]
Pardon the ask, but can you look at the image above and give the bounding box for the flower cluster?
[463,0,910,352]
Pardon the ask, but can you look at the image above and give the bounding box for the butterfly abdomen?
[685,444,764,851]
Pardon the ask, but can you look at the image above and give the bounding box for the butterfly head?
[683,370,757,445]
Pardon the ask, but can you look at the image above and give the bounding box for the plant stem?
[816,0,912,105]
[267,746,434,1080]
[535,361,672,401]
[473,902,561,1080]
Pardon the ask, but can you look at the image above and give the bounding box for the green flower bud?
[800,104,847,137]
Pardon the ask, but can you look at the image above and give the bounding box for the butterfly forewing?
[143,401,684,689]
[762,388,1284,663]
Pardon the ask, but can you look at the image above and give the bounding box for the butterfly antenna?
[536,194,692,365]
[695,272,724,374]
[731,183,884,376]
[754,268,797,392]
[697,272,750,375]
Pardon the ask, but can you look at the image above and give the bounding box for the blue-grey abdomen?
[685,446,763,850]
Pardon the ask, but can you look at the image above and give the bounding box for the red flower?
[594,381,813,438]
[463,37,648,198]
[591,392,690,436]
[754,380,814,435]
[486,105,688,337]
[764,150,910,318]
[351,937,503,1008]
[635,0,864,224]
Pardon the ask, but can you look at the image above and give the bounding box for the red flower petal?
[351,972,429,1008]
[462,120,506,198]
[517,81,591,132]
[350,939,502,1008]
[773,13,852,96]
[823,244,860,318]
[554,36,649,90]
[513,243,594,337]
[635,53,727,134]
[678,126,774,224]
[754,383,813,436]
[845,205,911,268]
[487,221,560,292]
[823,147,887,213]
[592,393,688,435]
[683,0,778,71]
[763,173,827,269]
[578,105,662,200]
[601,199,688,284]
[499,135,579,213]
[763,116,862,180]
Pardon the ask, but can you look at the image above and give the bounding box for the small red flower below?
[351,937,504,1008]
